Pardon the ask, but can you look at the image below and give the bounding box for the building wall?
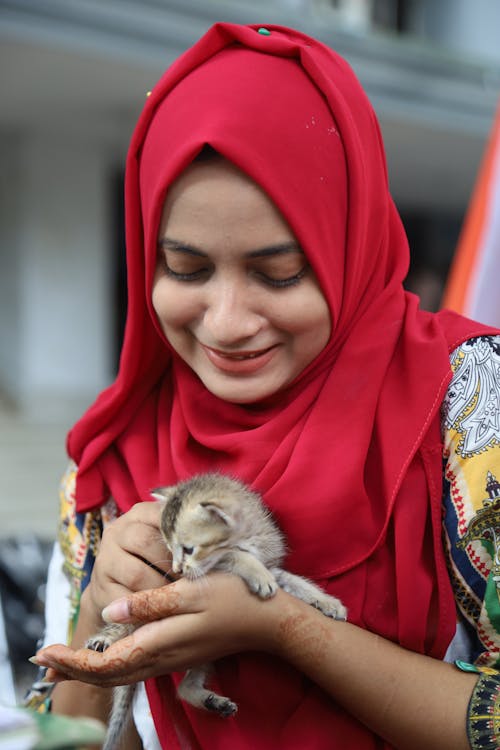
[409,0,500,64]
[1,3,499,426]
[0,129,117,422]
[0,133,22,399]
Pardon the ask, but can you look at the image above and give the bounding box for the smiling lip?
[202,344,278,374]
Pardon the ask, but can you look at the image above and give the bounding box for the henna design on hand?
[279,611,332,669]
[126,584,183,623]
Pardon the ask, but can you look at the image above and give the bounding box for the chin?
[203,379,283,405]
[215,390,266,405]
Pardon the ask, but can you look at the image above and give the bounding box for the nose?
[203,277,264,345]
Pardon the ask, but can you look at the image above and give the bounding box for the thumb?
[102,582,185,625]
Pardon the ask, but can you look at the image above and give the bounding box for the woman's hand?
[37,570,477,750]
[83,501,172,631]
[34,573,286,687]
[46,501,176,724]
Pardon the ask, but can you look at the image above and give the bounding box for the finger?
[121,500,162,528]
[84,562,165,626]
[108,554,170,594]
[34,632,165,688]
[34,643,135,684]
[102,581,188,624]
[91,524,172,610]
[102,579,207,624]
[102,511,171,579]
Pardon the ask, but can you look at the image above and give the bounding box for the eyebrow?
[158,238,303,259]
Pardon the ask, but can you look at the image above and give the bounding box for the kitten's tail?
[102,684,136,750]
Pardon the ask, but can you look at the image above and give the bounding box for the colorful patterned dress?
[442,336,500,670]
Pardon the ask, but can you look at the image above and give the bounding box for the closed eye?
[162,262,210,282]
[158,239,308,288]
[252,266,308,288]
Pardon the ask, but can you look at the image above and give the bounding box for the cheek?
[151,278,198,333]
[303,293,330,329]
[273,287,331,343]
[297,302,331,359]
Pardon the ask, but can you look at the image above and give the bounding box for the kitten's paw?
[85,623,131,652]
[204,693,238,717]
[85,635,112,652]
[246,569,278,599]
[312,594,347,621]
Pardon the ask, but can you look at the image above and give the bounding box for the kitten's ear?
[200,502,234,527]
[150,486,176,503]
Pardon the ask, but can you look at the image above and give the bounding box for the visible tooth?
[220,350,266,360]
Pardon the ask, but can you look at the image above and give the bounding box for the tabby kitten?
[87,473,346,749]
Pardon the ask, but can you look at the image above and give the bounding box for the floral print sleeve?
[58,462,118,643]
[442,335,500,669]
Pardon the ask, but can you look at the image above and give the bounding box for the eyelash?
[161,259,308,289]
[163,264,207,283]
[259,267,307,288]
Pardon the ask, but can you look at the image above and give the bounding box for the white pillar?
[408,0,500,65]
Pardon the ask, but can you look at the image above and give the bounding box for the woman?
[33,23,500,750]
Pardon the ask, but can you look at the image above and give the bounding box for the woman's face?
[152,158,331,403]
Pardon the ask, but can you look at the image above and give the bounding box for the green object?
[0,705,106,750]
[455,659,481,674]
[455,659,499,676]
[32,712,106,750]
[257,27,271,36]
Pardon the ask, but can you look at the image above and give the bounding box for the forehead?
[159,158,296,247]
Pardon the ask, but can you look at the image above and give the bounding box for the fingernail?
[28,656,40,665]
[102,597,130,623]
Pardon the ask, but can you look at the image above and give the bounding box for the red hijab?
[68,23,494,749]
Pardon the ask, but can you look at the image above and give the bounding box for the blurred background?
[0,0,499,701]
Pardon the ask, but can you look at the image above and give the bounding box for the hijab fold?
[67,23,496,748]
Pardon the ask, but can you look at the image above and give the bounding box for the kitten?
[86,473,346,748]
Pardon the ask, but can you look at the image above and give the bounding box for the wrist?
[271,591,338,669]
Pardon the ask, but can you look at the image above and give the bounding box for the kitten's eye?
[182,546,194,556]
